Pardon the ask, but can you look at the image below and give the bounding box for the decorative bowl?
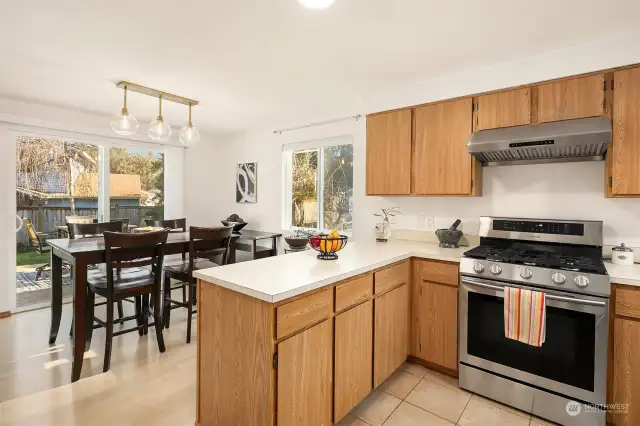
[221,220,248,232]
[285,237,309,249]
[309,235,349,260]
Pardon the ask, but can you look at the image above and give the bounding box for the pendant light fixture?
[147,95,172,141]
[110,85,139,136]
[179,102,201,146]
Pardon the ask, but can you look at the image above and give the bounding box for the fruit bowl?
[309,234,348,260]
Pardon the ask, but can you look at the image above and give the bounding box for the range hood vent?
[467,116,612,166]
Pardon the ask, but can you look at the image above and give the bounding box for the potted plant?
[374,207,400,242]
[285,228,315,249]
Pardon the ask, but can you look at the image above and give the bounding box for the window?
[284,137,353,232]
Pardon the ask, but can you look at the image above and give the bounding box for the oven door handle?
[461,277,607,307]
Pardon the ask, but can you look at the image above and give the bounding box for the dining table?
[46,231,239,382]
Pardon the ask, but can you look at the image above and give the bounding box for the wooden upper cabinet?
[536,74,605,123]
[412,98,475,195]
[366,110,412,195]
[476,87,531,130]
[278,319,333,426]
[612,67,640,196]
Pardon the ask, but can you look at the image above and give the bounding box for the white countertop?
[193,241,640,303]
[193,240,468,303]
[605,260,640,287]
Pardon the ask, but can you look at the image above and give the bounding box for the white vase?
[375,222,391,242]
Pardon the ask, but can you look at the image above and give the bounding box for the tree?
[16,137,98,214]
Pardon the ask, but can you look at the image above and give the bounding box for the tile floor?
[338,362,558,426]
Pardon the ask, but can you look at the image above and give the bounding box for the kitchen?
[188,62,640,426]
[1,1,640,426]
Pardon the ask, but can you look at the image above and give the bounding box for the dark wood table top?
[232,230,282,241]
[47,232,239,255]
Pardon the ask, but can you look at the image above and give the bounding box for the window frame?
[282,136,353,234]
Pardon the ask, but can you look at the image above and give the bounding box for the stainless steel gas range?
[459,217,610,426]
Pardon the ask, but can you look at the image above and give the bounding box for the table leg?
[252,240,257,260]
[71,258,88,382]
[271,236,278,257]
[228,239,237,264]
[48,251,63,345]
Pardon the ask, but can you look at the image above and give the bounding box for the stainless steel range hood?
[467,116,611,166]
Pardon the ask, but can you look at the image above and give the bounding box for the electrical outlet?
[425,216,434,230]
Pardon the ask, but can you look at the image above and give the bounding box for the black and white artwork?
[236,162,257,203]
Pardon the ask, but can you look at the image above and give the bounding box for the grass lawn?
[16,250,50,266]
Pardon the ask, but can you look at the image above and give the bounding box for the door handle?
[461,277,606,307]
[15,214,24,233]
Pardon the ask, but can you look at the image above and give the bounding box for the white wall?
[184,29,640,250]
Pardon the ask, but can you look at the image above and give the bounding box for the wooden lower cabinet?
[277,319,333,426]
[334,301,373,422]
[410,279,458,371]
[612,316,640,426]
[373,284,409,387]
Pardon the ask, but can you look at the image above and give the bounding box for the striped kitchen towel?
[504,287,546,347]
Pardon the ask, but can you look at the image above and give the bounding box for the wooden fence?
[16,206,158,248]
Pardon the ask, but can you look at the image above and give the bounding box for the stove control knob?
[489,264,502,275]
[520,268,532,279]
[574,275,590,288]
[473,262,485,273]
[552,273,566,284]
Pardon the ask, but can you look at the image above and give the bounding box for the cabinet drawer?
[277,289,333,339]
[374,261,410,295]
[413,259,458,287]
[615,286,640,319]
[336,274,373,312]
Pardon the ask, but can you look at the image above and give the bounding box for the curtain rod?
[273,114,362,135]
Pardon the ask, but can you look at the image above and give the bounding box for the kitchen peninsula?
[192,240,466,426]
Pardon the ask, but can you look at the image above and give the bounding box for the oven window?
[467,292,595,391]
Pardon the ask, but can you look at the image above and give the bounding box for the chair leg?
[103,297,114,373]
[85,290,95,351]
[134,296,143,337]
[117,300,124,319]
[182,285,186,304]
[142,295,150,336]
[69,317,74,337]
[164,275,171,329]
[186,283,193,344]
[153,289,166,353]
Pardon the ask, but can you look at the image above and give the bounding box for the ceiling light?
[298,0,336,9]
[179,103,201,146]
[148,95,172,141]
[111,86,139,136]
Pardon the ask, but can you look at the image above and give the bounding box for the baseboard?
[407,355,458,378]
[0,311,11,319]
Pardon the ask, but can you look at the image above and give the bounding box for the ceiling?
[0,0,639,134]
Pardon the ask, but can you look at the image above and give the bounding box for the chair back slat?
[67,221,123,240]
[103,229,170,293]
[149,218,187,232]
[22,218,40,246]
[188,226,233,269]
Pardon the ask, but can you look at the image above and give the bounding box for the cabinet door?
[537,74,605,123]
[413,98,474,195]
[411,278,458,370]
[476,88,531,130]
[613,317,640,426]
[612,67,640,196]
[366,110,412,195]
[334,301,373,422]
[278,320,332,426]
[374,284,409,387]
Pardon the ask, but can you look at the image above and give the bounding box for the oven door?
[459,276,609,404]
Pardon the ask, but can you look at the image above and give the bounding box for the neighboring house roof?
[17,172,142,199]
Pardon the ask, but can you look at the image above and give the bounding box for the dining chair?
[148,218,187,233]
[149,218,189,303]
[22,218,52,280]
[66,221,127,335]
[163,226,232,343]
[110,218,130,232]
[85,228,170,372]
